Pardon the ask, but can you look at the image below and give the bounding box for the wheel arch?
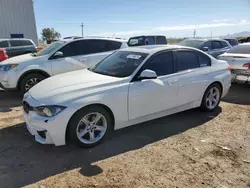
[65,103,115,141]
[17,69,51,90]
[209,81,223,94]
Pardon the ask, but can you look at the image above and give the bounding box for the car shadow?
[222,83,250,105]
[0,90,22,112]
[0,107,221,188]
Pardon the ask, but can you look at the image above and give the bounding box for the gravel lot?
[0,84,250,188]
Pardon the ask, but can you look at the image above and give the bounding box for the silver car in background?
[218,43,250,83]
[179,38,232,58]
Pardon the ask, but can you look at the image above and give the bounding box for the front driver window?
[141,51,174,76]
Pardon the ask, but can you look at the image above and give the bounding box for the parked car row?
[1,35,248,148]
[0,38,37,59]
[0,37,128,93]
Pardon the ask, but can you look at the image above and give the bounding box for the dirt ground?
[0,84,250,188]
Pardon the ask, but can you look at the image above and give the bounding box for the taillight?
[228,65,231,72]
[243,63,250,68]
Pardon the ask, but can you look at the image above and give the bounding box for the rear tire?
[68,106,113,148]
[200,83,222,112]
[20,73,47,94]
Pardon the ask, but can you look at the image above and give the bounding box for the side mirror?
[53,51,63,58]
[202,47,209,52]
[138,69,157,80]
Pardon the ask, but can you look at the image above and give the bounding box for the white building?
[0,0,38,44]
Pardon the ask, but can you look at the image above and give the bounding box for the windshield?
[179,39,204,48]
[91,51,148,77]
[34,41,66,56]
[227,45,250,54]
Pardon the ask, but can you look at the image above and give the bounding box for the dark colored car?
[179,38,232,58]
[128,35,167,47]
[0,38,37,58]
[223,38,239,46]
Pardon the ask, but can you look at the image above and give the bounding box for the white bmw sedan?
[23,45,231,147]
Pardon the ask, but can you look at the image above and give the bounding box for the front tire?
[20,73,46,94]
[200,83,222,112]
[68,106,113,148]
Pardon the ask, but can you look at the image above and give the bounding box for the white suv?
[0,38,128,94]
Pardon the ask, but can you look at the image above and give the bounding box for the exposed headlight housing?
[34,105,66,117]
[0,64,18,72]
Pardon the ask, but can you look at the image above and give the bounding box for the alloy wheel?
[76,112,107,144]
[205,87,220,110]
[25,78,42,91]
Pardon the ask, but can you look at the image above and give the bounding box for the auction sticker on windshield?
[127,54,142,59]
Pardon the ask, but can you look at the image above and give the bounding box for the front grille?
[23,101,33,114]
[231,69,250,76]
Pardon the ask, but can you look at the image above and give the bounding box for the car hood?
[29,69,124,105]
[1,54,41,65]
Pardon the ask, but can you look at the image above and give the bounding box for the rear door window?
[212,41,222,49]
[0,41,9,48]
[145,36,155,45]
[176,50,200,71]
[22,40,33,46]
[156,36,167,44]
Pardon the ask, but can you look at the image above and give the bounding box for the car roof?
[61,37,128,43]
[120,45,200,54]
[0,38,32,41]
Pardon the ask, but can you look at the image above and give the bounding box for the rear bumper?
[231,69,250,83]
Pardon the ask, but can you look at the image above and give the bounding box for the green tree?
[41,28,61,43]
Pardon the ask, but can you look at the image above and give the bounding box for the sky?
[34,0,250,39]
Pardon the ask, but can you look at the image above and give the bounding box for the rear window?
[227,45,250,54]
[104,41,122,51]
[0,41,9,48]
[9,40,33,47]
[156,36,167,44]
[179,39,204,48]
[221,41,229,48]
[224,39,239,46]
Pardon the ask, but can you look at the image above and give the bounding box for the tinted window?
[59,40,107,57]
[202,41,212,49]
[9,40,24,47]
[197,52,211,67]
[156,36,167,44]
[177,50,199,71]
[142,51,174,76]
[227,45,250,54]
[212,41,222,49]
[221,41,228,48]
[0,41,9,48]
[104,41,122,51]
[92,51,148,77]
[59,40,85,57]
[84,40,106,54]
[224,39,238,46]
[145,36,155,45]
[22,40,33,46]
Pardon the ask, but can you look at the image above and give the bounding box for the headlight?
[34,105,66,117]
[0,64,18,72]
